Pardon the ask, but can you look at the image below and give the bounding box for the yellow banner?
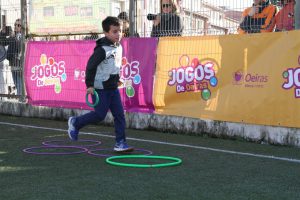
[154,31,300,128]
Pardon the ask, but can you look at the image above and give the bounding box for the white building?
[0,0,21,28]
[0,0,240,36]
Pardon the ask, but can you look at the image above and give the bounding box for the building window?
[64,6,79,16]
[43,7,54,17]
[81,7,93,16]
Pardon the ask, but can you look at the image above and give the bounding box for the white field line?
[1,121,300,164]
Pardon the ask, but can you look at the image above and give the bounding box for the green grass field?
[1,114,300,200]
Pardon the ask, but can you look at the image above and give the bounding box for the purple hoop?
[42,139,101,147]
[23,146,88,155]
[87,148,153,158]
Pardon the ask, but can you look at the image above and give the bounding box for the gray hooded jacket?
[85,37,122,89]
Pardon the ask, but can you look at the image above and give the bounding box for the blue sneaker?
[114,140,134,152]
[68,117,78,141]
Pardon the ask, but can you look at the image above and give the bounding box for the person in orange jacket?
[238,0,277,34]
[275,0,295,31]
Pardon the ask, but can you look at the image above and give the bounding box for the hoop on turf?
[86,89,99,108]
[42,139,101,147]
[88,148,153,158]
[106,155,182,168]
[23,146,88,155]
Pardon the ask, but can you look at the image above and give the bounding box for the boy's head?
[102,16,122,43]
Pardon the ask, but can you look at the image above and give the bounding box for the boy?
[68,16,134,152]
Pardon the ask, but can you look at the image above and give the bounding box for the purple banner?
[119,38,157,113]
[25,38,157,113]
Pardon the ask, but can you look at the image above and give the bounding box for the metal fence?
[0,0,24,101]
[0,0,298,101]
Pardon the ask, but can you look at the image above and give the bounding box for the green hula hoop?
[85,89,99,108]
[106,155,182,168]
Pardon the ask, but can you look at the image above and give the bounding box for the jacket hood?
[95,37,119,48]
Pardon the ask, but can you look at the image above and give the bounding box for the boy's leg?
[109,89,126,143]
[76,89,111,129]
[68,89,111,140]
[110,89,133,152]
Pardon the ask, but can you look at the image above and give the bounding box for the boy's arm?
[85,46,106,89]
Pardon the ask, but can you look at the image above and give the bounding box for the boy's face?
[104,25,122,43]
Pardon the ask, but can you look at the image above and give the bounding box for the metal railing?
[0,0,298,102]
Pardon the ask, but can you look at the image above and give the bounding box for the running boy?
[68,16,134,152]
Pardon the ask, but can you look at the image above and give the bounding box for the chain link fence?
[0,0,298,102]
[0,0,23,101]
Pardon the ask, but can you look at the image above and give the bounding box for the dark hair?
[118,12,129,22]
[102,16,121,33]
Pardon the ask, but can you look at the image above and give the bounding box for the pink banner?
[25,38,157,113]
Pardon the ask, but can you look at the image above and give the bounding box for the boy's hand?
[118,81,123,87]
[87,87,94,95]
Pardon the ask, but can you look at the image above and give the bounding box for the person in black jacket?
[150,0,183,37]
[67,16,134,152]
[0,18,23,95]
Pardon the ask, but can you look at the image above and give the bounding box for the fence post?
[296,0,300,29]
[129,0,136,36]
[0,1,1,29]
[20,0,27,99]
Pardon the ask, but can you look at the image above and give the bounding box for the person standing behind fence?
[238,0,277,34]
[0,18,23,96]
[149,0,183,37]
[67,16,134,152]
[275,0,295,31]
[117,11,139,37]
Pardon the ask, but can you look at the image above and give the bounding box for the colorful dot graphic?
[133,74,141,85]
[179,55,190,67]
[126,86,135,97]
[210,77,218,87]
[61,73,67,82]
[282,71,289,78]
[55,84,61,94]
[201,89,211,101]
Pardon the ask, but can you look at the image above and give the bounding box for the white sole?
[68,117,75,140]
[113,147,134,152]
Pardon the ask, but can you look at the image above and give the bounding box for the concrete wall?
[1,101,300,147]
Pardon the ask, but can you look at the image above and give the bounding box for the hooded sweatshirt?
[85,37,122,89]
